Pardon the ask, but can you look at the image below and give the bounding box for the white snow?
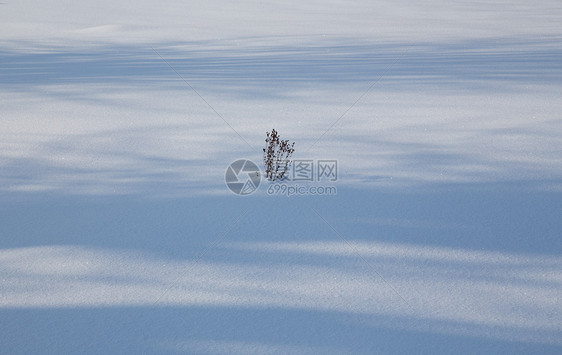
[1,0,561,353]
[1,243,560,343]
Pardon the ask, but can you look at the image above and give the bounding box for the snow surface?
[1,0,562,354]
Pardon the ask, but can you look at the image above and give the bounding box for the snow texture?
[1,0,561,354]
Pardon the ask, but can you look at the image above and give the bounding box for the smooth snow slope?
[1,1,561,354]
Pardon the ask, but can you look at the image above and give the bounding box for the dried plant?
[263,129,295,181]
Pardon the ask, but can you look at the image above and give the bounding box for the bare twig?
[263,129,295,181]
